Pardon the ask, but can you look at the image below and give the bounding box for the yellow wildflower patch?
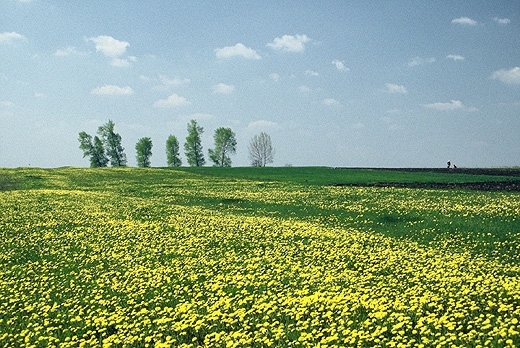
[0,168,519,347]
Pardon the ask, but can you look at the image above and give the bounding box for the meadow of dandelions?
[0,168,519,347]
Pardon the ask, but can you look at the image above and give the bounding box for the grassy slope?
[176,166,520,186]
[2,167,520,347]
[2,166,520,190]
[1,166,519,264]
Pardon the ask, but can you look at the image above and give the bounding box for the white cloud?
[490,67,520,85]
[153,93,191,108]
[451,17,478,26]
[305,70,319,76]
[159,75,190,86]
[299,85,311,93]
[332,60,349,72]
[215,43,261,59]
[88,35,129,58]
[446,54,465,61]
[212,83,235,95]
[88,36,135,67]
[323,98,342,106]
[423,100,477,112]
[0,31,25,44]
[91,85,134,96]
[408,56,436,67]
[267,34,310,52]
[385,83,407,94]
[493,17,510,25]
[269,73,280,82]
[248,120,280,130]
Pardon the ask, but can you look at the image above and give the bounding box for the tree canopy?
[166,135,182,167]
[135,137,153,168]
[184,120,205,167]
[78,132,108,168]
[97,120,127,167]
[208,127,237,167]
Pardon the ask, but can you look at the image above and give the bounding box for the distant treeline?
[78,120,274,168]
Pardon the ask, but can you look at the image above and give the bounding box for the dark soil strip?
[329,181,520,192]
[344,167,520,177]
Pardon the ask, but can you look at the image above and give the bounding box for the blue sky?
[1,0,519,168]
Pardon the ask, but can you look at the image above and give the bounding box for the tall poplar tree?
[97,120,127,167]
[135,137,153,168]
[184,119,205,167]
[166,135,182,167]
[78,131,108,167]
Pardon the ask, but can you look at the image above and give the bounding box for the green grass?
[176,166,520,186]
[2,166,519,262]
[2,166,519,190]
[1,166,519,347]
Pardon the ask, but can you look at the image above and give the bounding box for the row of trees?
[78,120,274,168]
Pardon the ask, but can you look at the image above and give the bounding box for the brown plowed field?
[332,168,520,191]
[331,181,520,191]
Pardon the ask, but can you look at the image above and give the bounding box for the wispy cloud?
[159,75,190,86]
[352,122,365,130]
[215,43,261,59]
[0,31,25,44]
[55,46,84,57]
[110,56,136,67]
[385,83,407,94]
[269,73,280,82]
[490,67,520,85]
[493,17,510,25]
[212,83,235,95]
[332,60,349,72]
[299,85,311,93]
[267,34,310,53]
[0,100,15,107]
[446,54,465,61]
[91,85,134,96]
[305,70,319,76]
[153,93,191,108]
[423,100,477,112]
[323,98,342,106]
[407,56,436,67]
[451,17,478,26]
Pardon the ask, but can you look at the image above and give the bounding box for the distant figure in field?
[447,161,451,169]
[453,164,457,169]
